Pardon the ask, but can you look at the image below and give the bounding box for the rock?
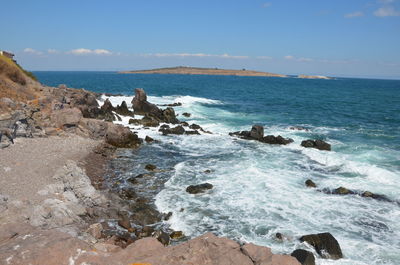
[137,226,155,238]
[131,88,161,115]
[160,125,185,135]
[180,121,189,126]
[305,179,316,188]
[51,108,83,128]
[301,139,331,151]
[250,125,264,140]
[361,191,392,202]
[170,231,184,239]
[145,164,157,171]
[289,126,309,131]
[128,118,140,125]
[186,183,213,194]
[105,123,141,148]
[182,112,191,117]
[261,135,294,145]
[291,249,316,265]
[87,223,103,239]
[275,232,283,241]
[118,216,132,230]
[189,123,201,130]
[157,231,170,246]
[185,130,200,135]
[332,186,355,195]
[158,102,182,107]
[160,124,170,129]
[241,243,301,265]
[115,101,134,116]
[101,98,115,113]
[164,212,172,221]
[145,135,154,142]
[204,169,211,174]
[140,115,160,127]
[300,232,343,259]
[161,107,179,124]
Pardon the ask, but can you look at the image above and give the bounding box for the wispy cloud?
[256,56,272,60]
[143,53,249,59]
[23,48,43,55]
[47,49,59,54]
[262,2,272,8]
[284,55,294,60]
[345,11,364,18]
[284,55,313,62]
[69,48,112,55]
[374,6,400,16]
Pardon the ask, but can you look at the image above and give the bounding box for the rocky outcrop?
[186,183,213,194]
[291,249,315,265]
[321,186,395,204]
[301,139,331,151]
[105,123,141,148]
[242,243,300,265]
[299,232,343,259]
[160,125,186,135]
[230,125,293,145]
[115,101,134,116]
[131,88,161,115]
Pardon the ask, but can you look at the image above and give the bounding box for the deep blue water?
[35,71,400,265]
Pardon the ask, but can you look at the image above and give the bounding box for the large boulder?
[105,123,142,148]
[301,139,331,151]
[51,108,83,128]
[291,249,315,265]
[159,125,185,135]
[299,232,343,259]
[186,183,213,194]
[131,88,161,115]
[115,101,134,116]
[242,243,300,265]
[260,135,294,145]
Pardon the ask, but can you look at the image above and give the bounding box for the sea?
[35,71,400,265]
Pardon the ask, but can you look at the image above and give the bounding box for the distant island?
[120,66,287,77]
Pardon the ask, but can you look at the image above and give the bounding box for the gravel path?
[0,135,100,203]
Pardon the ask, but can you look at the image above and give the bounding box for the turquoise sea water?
[36,71,400,265]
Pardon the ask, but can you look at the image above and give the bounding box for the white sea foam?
[103,93,400,265]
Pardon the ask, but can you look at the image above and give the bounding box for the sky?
[1,0,400,79]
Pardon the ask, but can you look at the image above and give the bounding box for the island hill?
[120,66,332,79]
[120,66,286,77]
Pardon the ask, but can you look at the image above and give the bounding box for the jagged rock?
[182,112,191,117]
[145,164,157,171]
[105,123,141,148]
[261,135,294,145]
[189,123,201,130]
[101,99,115,113]
[115,101,133,116]
[305,179,316,188]
[157,231,170,246]
[131,88,161,115]
[299,232,343,259]
[145,135,154,142]
[163,212,172,221]
[181,121,189,126]
[204,169,211,174]
[301,139,331,151]
[250,125,264,140]
[159,125,185,135]
[291,249,316,265]
[170,231,184,239]
[162,107,179,124]
[186,183,213,194]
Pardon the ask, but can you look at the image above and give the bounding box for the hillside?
[120,66,287,77]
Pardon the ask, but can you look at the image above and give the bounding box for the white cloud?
[284,55,313,62]
[298,57,313,62]
[144,53,248,59]
[374,6,400,16]
[262,2,272,8]
[256,56,272,60]
[345,11,364,18]
[23,48,43,55]
[47,49,59,54]
[284,55,294,60]
[69,48,112,55]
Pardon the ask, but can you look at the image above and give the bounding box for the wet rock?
[189,123,201,130]
[291,249,316,265]
[301,139,331,151]
[145,164,157,171]
[131,88,162,116]
[204,169,211,174]
[164,212,172,221]
[115,101,134,116]
[305,179,317,188]
[160,124,170,130]
[118,188,137,200]
[157,231,170,246]
[158,102,182,107]
[333,186,355,195]
[299,232,343,259]
[161,107,179,124]
[186,183,213,194]
[170,231,184,240]
[289,126,309,131]
[185,130,200,135]
[361,191,391,202]
[261,135,294,145]
[182,112,191,117]
[101,98,115,113]
[159,125,185,135]
[250,125,264,140]
[140,115,160,127]
[137,226,154,238]
[105,123,141,148]
[180,121,189,126]
[275,232,283,241]
[128,118,140,125]
[145,135,154,142]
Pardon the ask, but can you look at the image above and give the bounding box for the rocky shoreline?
[0,57,350,265]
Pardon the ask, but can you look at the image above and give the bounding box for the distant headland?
[119,66,287,77]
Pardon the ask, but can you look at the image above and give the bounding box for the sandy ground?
[0,135,100,203]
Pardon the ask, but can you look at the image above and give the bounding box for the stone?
[100,98,115,112]
[145,135,154,142]
[189,123,201,130]
[170,231,184,239]
[87,223,103,239]
[131,88,161,115]
[300,232,343,259]
[160,125,185,135]
[305,179,316,188]
[105,123,141,148]
[115,101,134,116]
[182,112,191,117]
[157,231,170,246]
[301,139,331,151]
[145,164,157,171]
[291,249,316,265]
[51,108,83,128]
[250,125,264,140]
[261,135,294,145]
[186,183,213,194]
[185,130,200,135]
[118,215,132,230]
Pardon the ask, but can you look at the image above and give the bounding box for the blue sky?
[1,0,400,78]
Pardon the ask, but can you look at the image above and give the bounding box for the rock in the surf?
[305,179,317,188]
[186,183,213,194]
[115,101,134,116]
[291,249,316,265]
[299,232,343,259]
[301,139,331,151]
[260,135,294,145]
[159,125,185,135]
[182,112,191,117]
[250,125,264,140]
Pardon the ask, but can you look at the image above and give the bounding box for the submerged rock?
[230,125,293,145]
[299,232,343,259]
[305,179,317,188]
[301,139,331,151]
[182,112,191,117]
[291,249,316,265]
[186,183,213,194]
